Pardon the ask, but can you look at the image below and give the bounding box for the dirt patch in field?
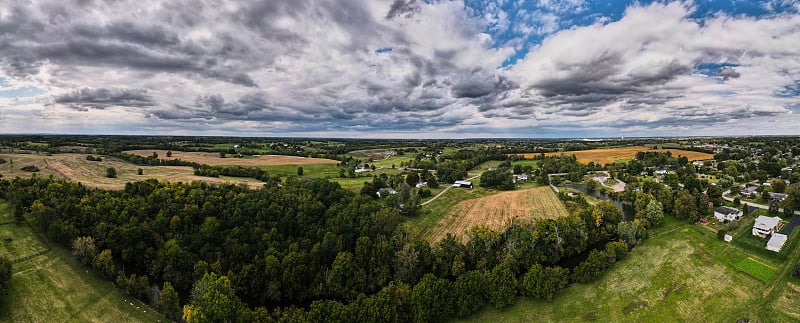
[427,186,568,242]
[516,146,714,165]
[123,150,339,167]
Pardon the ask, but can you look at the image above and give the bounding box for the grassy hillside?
[0,201,165,322]
[460,217,800,322]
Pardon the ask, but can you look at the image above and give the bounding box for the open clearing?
[517,146,714,165]
[0,153,264,190]
[0,202,165,322]
[426,187,568,242]
[460,217,800,322]
[124,149,339,166]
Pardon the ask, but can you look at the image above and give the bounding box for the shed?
[724,234,733,243]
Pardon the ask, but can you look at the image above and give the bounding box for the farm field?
[425,186,568,242]
[461,219,800,322]
[0,153,264,190]
[0,202,165,322]
[516,146,714,165]
[123,149,339,166]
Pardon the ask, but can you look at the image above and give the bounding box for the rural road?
[420,174,481,206]
[721,190,800,216]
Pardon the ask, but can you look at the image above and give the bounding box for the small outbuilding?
[766,233,788,252]
[724,234,733,243]
[452,180,473,188]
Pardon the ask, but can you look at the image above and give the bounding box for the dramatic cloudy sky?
[1,0,799,138]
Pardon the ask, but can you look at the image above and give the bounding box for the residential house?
[714,206,743,222]
[741,186,759,197]
[513,174,528,183]
[752,215,783,237]
[766,233,788,252]
[769,192,787,202]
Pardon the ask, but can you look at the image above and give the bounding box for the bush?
[137,168,143,175]
[106,167,117,178]
[0,158,6,164]
[418,188,432,198]
[717,229,728,241]
[20,165,40,172]
[793,263,800,279]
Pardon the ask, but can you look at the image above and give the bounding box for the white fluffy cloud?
[0,0,798,137]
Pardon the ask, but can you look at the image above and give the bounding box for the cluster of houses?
[712,206,789,252]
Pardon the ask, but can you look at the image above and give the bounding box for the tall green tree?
[644,200,664,228]
[183,273,249,323]
[486,263,517,309]
[673,189,697,221]
[92,249,115,279]
[159,282,182,321]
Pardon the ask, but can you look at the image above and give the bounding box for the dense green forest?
[1,174,636,322]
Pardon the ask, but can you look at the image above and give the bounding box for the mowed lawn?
[460,221,800,322]
[425,186,568,243]
[0,202,165,322]
[515,146,714,165]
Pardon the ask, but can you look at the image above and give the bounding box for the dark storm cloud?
[0,0,258,87]
[53,87,157,110]
[716,67,741,80]
[386,0,419,19]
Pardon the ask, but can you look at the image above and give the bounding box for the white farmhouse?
[752,216,783,237]
[713,206,743,222]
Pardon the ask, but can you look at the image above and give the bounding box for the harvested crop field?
[0,153,264,190]
[427,186,568,242]
[518,146,714,165]
[123,150,339,166]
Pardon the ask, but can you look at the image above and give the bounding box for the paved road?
[420,174,480,206]
[721,190,800,215]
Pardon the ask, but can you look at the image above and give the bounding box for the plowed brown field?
[427,186,568,242]
[517,146,714,165]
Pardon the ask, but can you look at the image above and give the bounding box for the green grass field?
[511,160,538,168]
[0,202,165,322]
[0,203,12,222]
[459,217,800,322]
[0,223,48,260]
[737,257,776,282]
